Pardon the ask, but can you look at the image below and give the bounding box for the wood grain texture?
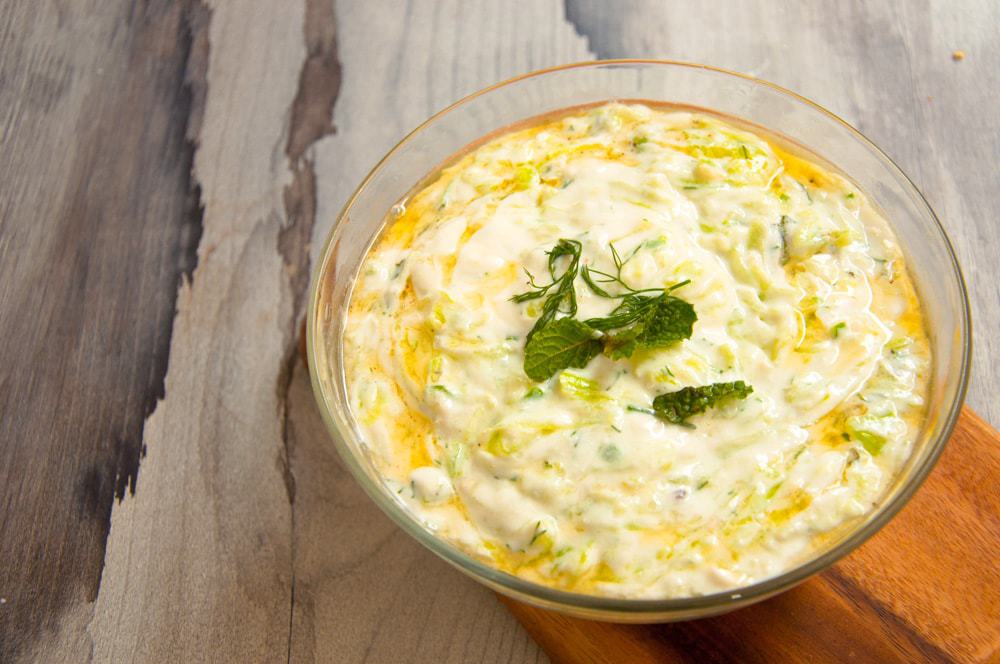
[84,1,307,661]
[0,2,205,660]
[2,0,997,661]
[502,409,1000,664]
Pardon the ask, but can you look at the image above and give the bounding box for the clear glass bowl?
[307,61,971,622]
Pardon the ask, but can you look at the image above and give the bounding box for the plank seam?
[278,0,343,660]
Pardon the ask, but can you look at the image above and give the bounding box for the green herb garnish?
[529,521,547,546]
[586,293,695,360]
[514,241,696,381]
[512,239,583,342]
[651,381,754,426]
[522,317,603,381]
[580,243,695,359]
[579,242,640,297]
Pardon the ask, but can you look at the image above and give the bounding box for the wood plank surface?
[0,0,997,662]
[0,1,206,659]
[501,408,1000,664]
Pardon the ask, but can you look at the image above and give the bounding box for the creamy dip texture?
[342,103,930,598]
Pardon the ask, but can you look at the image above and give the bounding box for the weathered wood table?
[1,1,997,662]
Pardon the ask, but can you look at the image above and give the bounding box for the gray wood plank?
[83,1,309,660]
[0,2,205,660]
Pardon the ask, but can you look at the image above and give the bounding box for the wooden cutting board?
[499,408,1000,664]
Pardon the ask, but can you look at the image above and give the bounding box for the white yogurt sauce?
[342,103,930,598]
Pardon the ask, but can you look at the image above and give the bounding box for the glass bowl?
[307,60,971,622]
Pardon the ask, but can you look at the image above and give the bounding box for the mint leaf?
[586,293,696,359]
[514,242,696,380]
[523,318,603,381]
[603,324,644,360]
[651,381,754,426]
[638,295,696,348]
[587,295,658,359]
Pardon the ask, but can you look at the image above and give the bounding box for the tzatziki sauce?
[342,103,930,598]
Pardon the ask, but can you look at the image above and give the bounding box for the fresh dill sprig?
[511,238,583,342]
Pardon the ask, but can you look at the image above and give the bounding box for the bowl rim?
[306,59,972,615]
